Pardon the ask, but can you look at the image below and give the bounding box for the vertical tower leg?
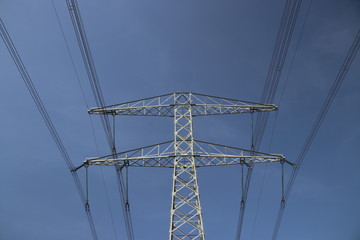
[169,93,205,240]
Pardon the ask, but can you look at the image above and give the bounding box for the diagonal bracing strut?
[83,140,291,168]
[78,92,294,240]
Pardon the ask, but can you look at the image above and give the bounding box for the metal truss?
[84,92,288,240]
[84,140,288,168]
[88,92,277,117]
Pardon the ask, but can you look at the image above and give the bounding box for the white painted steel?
[86,93,286,240]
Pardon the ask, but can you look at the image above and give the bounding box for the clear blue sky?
[0,0,359,239]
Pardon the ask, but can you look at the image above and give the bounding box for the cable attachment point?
[85,200,90,211]
[71,163,86,172]
[125,201,131,211]
[240,162,246,208]
[85,164,90,211]
[68,2,75,11]
[241,199,245,208]
[280,160,285,206]
[281,199,286,207]
[67,0,76,11]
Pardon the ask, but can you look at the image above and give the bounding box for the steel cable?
[249,0,314,238]
[64,1,135,239]
[235,1,303,239]
[254,0,302,148]
[272,30,360,240]
[0,18,98,240]
[65,0,113,147]
[51,1,120,238]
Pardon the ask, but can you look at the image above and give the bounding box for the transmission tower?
[81,92,293,240]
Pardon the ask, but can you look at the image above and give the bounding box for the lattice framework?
[83,93,291,240]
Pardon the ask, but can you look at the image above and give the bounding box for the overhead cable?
[272,30,360,240]
[0,18,98,240]
[235,1,303,239]
[65,0,113,148]
[250,1,314,238]
[65,1,135,239]
[254,0,302,148]
[51,1,119,238]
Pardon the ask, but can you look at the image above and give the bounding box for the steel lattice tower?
[171,94,205,239]
[84,92,292,240]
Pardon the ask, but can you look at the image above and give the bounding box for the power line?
[272,29,360,240]
[0,17,98,240]
[236,1,303,239]
[254,0,303,148]
[51,1,119,238]
[51,0,89,109]
[64,1,135,239]
[277,0,314,106]
[65,0,113,147]
[249,1,314,238]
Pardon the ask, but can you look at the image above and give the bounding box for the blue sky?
[0,0,359,239]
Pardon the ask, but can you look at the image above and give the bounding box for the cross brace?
[85,92,285,240]
[84,140,291,168]
[88,92,277,117]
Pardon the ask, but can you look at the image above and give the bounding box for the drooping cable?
[115,165,135,240]
[51,0,89,109]
[272,30,360,240]
[249,112,279,240]
[235,167,253,240]
[91,112,119,240]
[51,2,120,238]
[112,115,134,240]
[64,1,135,238]
[65,0,113,147]
[277,0,314,106]
[236,1,303,238]
[254,0,303,149]
[250,0,313,237]
[235,113,255,240]
[0,18,98,240]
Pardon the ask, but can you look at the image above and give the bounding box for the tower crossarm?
[85,141,176,168]
[193,140,289,167]
[88,92,277,117]
[83,140,292,168]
